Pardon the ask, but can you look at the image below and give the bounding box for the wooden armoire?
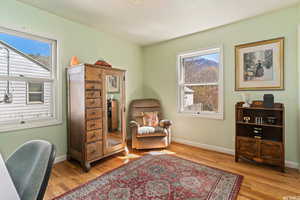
[67,63,126,172]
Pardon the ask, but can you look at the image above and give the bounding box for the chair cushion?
[142,111,159,127]
[5,140,54,200]
[135,116,144,126]
[138,126,167,135]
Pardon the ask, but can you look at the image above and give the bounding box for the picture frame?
[235,38,284,91]
[107,75,119,93]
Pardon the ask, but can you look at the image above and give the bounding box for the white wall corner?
[172,137,299,169]
[54,154,67,164]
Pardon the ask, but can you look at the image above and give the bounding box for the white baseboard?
[54,155,67,164]
[285,160,299,169]
[52,139,300,170]
[172,137,235,155]
[172,137,299,169]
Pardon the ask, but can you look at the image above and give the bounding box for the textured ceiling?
[18,0,298,45]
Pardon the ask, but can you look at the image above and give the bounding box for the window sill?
[178,112,224,120]
[0,119,63,133]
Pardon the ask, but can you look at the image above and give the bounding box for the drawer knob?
[91,149,96,154]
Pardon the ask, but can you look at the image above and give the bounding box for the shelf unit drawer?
[86,108,102,120]
[86,119,102,131]
[86,141,103,161]
[86,98,102,108]
[86,129,102,143]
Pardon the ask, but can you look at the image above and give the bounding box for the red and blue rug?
[54,154,243,200]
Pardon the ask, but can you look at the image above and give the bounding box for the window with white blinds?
[0,27,61,131]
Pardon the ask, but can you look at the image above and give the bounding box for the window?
[177,47,223,119]
[0,27,61,132]
[27,82,44,104]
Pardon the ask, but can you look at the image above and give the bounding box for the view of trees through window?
[180,51,220,113]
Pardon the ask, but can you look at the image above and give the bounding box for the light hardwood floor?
[45,142,300,200]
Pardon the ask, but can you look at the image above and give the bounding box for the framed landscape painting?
[235,38,284,91]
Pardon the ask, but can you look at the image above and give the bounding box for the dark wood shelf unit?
[236,106,283,111]
[235,101,285,172]
[236,121,283,128]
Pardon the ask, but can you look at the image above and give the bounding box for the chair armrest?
[159,120,172,128]
[129,121,140,128]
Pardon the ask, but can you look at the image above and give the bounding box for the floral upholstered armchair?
[129,99,172,149]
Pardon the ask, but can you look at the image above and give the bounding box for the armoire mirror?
[105,73,125,153]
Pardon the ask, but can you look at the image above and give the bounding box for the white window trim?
[26,82,45,104]
[0,26,62,133]
[177,46,224,120]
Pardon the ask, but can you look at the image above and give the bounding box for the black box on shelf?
[263,94,274,108]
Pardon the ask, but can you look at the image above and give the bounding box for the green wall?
[1,1,300,165]
[0,0,143,159]
[143,6,299,163]
[298,1,300,166]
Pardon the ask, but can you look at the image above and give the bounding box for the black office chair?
[5,140,56,200]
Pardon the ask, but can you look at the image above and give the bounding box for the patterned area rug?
[54,155,243,200]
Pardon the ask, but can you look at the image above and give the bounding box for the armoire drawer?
[85,82,101,90]
[86,141,102,161]
[86,129,102,143]
[86,98,102,108]
[86,108,102,119]
[86,119,102,131]
[86,91,101,99]
[86,66,102,81]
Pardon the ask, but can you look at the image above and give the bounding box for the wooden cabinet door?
[260,141,283,165]
[103,70,126,155]
[237,137,258,159]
